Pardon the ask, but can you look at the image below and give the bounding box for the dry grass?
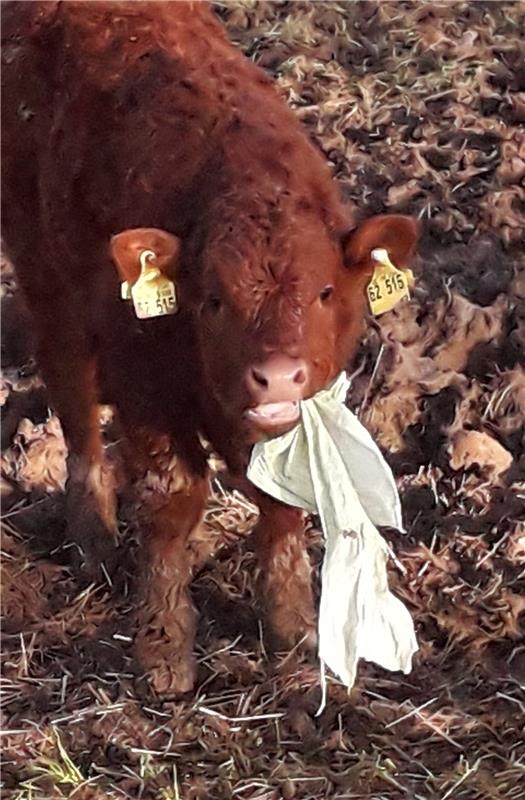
[2,2,525,798]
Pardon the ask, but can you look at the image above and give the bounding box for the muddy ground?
[1,2,524,798]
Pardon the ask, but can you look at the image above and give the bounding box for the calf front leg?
[127,430,209,694]
[253,492,317,652]
[33,313,117,574]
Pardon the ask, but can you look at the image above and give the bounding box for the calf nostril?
[251,367,269,389]
[293,368,306,385]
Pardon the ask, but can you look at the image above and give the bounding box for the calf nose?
[246,354,309,404]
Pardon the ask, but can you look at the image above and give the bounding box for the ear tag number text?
[367,248,414,316]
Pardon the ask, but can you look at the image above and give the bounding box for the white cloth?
[247,372,418,706]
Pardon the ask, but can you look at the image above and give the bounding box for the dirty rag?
[247,372,418,706]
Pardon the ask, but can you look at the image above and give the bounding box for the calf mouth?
[244,400,300,433]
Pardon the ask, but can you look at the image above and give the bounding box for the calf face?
[112,213,419,443]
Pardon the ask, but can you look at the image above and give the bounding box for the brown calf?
[1,1,419,693]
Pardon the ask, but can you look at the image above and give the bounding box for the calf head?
[111,211,418,443]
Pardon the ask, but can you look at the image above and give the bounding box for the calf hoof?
[65,501,119,582]
[262,578,317,654]
[65,472,118,574]
[135,594,197,695]
[135,634,196,695]
[151,663,196,696]
[265,605,318,654]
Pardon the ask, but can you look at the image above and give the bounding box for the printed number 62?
[368,283,382,301]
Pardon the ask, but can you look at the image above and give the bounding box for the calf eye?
[319,285,334,303]
[206,295,222,313]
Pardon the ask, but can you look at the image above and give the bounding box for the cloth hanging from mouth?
[247,372,418,707]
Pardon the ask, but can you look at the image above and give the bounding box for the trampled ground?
[1,2,524,798]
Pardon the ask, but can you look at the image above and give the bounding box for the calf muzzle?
[244,354,309,432]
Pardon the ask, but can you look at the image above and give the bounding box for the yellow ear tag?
[367,248,414,316]
[129,249,177,319]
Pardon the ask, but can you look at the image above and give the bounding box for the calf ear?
[110,227,180,285]
[344,215,419,272]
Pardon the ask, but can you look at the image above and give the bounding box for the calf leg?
[253,492,317,652]
[125,428,209,694]
[26,304,117,570]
